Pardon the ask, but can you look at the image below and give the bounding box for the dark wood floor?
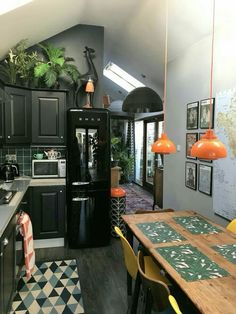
[35,238,128,314]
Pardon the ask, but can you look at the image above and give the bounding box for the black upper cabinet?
[32,91,66,144]
[4,86,31,144]
[0,83,4,145]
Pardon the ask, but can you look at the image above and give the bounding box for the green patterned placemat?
[212,244,236,265]
[156,244,229,281]
[173,216,222,234]
[136,221,186,244]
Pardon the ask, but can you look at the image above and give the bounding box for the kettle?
[0,162,18,183]
[44,149,61,160]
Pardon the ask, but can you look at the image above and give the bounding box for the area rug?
[121,183,154,214]
[10,259,84,314]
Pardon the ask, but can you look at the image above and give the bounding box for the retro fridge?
[67,108,111,248]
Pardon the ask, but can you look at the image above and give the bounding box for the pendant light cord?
[209,0,215,129]
[163,0,168,132]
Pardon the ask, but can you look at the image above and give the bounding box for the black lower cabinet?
[0,216,16,314]
[30,186,65,239]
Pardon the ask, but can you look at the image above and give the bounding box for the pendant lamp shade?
[191,130,227,160]
[122,87,163,113]
[151,133,176,154]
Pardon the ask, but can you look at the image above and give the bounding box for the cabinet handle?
[21,201,28,205]
[72,197,89,202]
[2,238,9,246]
[7,135,11,139]
[60,136,63,139]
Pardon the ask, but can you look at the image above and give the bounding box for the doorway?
[134,115,164,192]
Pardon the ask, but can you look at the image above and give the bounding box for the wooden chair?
[226,219,236,234]
[137,250,182,314]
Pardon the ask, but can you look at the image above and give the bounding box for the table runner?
[173,216,222,234]
[156,244,229,281]
[212,244,236,265]
[136,221,186,244]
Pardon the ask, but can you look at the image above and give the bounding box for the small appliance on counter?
[0,162,19,183]
[0,187,17,205]
[32,159,66,178]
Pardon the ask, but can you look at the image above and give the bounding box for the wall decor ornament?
[185,162,197,190]
[186,133,198,159]
[200,98,215,129]
[198,164,213,196]
[186,101,199,130]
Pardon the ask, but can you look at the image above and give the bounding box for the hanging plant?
[34,43,80,88]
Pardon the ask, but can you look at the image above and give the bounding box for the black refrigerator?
[67,108,111,248]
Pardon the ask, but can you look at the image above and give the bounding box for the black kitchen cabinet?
[30,186,65,239]
[32,91,66,144]
[4,86,31,144]
[0,82,4,145]
[0,216,16,314]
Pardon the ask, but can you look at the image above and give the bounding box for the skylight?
[0,0,32,16]
[103,62,145,92]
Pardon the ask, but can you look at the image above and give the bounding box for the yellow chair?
[137,250,182,314]
[226,219,236,233]
[114,227,169,285]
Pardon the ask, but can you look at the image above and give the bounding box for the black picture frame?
[186,133,198,159]
[186,101,199,130]
[198,164,213,196]
[185,162,197,190]
[198,133,213,163]
[200,98,215,129]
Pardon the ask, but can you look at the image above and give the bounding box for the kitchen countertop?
[0,177,66,237]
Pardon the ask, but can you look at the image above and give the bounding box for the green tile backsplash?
[0,146,67,176]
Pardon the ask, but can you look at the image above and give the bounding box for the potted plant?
[34,43,80,88]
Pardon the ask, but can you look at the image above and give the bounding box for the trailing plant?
[34,43,80,88]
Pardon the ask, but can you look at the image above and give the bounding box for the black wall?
[37,24,104,108]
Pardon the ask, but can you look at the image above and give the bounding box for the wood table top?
[122,210,236,314]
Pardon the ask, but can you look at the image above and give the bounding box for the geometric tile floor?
[10,259,85,314]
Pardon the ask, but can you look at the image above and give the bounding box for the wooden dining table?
[122,210,236,314]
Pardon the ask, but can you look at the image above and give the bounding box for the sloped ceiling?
[0,0,235,101]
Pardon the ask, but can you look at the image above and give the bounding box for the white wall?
[164,23,236,226]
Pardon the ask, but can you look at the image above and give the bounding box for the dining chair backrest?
[135,208,175,214]
[114,226,138,280]
[226,219,236,234]
[137,251,182,314]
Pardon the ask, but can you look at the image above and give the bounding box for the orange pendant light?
[152,133,176,154]
[85,78,94,93]
[151,0,176,155]
[191,0,227,160]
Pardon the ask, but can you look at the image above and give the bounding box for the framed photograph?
[185,162,197,190]
[198,164,213,196]
[187,101,199,129]
[198,133,213,163]
[200,98,215,129]
[186,133,198,159]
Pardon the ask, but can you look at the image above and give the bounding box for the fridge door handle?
[72,182,90,186]
[72,197,89,202]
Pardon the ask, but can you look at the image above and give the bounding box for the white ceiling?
[0,0,236,101]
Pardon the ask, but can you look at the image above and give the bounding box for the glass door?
[145,122,156,187]
[134,121,144,185]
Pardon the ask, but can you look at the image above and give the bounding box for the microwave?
[32,159,66,178]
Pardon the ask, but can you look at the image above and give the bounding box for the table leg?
[126,225,133,296]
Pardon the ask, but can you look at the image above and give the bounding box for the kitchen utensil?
[44,150,61,160]
[33,153,44,160]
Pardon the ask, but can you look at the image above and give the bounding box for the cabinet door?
[0,216,16,314]
[0,84,4,145]
[32,91,66,144]
[31,186,65,239]
[4,86,31,144]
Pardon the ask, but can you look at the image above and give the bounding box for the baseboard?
[16,238,64,250]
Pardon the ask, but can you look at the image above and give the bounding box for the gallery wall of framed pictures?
[185,98,214,195]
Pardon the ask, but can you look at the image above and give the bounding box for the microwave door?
[33,160,58,178]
